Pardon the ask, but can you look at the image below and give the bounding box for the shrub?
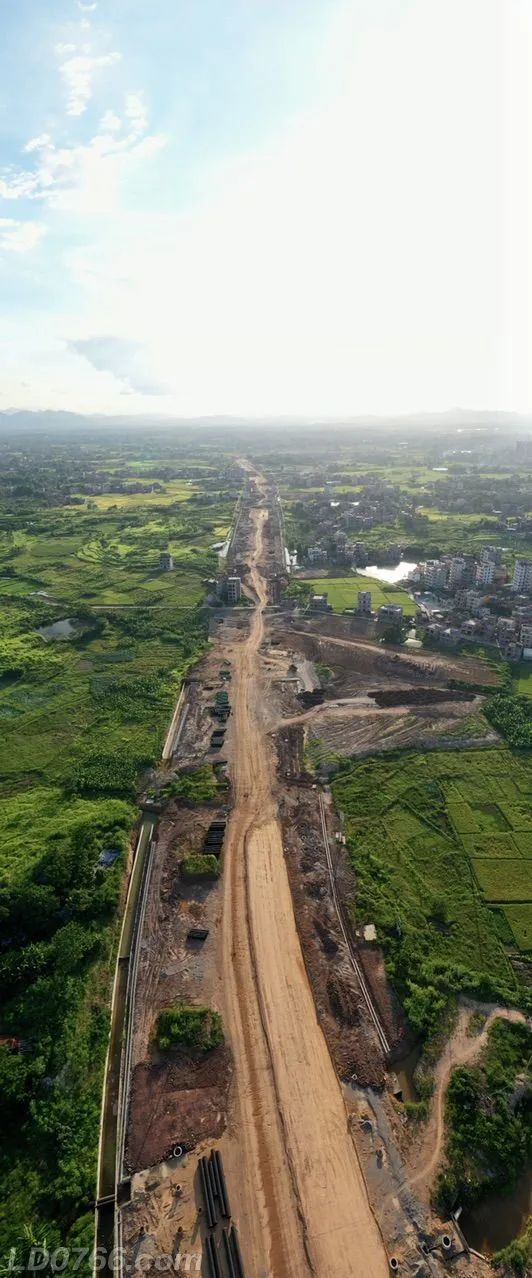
[157,1004,223,1053]
[180,853,219,879]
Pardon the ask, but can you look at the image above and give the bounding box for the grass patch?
[503,905,532,951]
[332,748,532,1039]
[473,859,532,902]
[180,853,220,880]
[157,1004,223,1052]
[305,574,413,612]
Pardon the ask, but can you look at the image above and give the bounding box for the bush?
[180,853,219,879]
[157,1004,223,1053]
[161,766,218,804]
[434,1020,532,1215]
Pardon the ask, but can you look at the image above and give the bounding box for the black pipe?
[229,1226,244,1278]
[209,1151,223,1203]
[207,1156,220,1207]
[205,1236,222,1278]
[222,1230,237,1278]
[214,1149,231,1219]
[199,1158,217,1228]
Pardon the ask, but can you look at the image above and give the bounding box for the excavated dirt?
[279,786,411,1079]
[127,1048,232,1171]
[273,619,501,687]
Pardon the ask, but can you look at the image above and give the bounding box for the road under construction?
[101,468,492,1278]
[218,481,389,1277]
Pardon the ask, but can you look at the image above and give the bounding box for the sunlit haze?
[0,0,530,417]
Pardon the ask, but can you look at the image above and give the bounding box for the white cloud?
[0,219,46,254]
[68,335,168,393]
[125,94,148,138]
[1,97,164,216]
[78,2,98,10]
[24,134,52,154]
[59,49,121,116]
[99,110,122,133]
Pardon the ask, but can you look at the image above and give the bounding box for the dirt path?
[220,497,389,1278]
[408,1004,527,1195]
[287,627,500,684]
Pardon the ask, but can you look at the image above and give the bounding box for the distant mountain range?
[0,408,531,435]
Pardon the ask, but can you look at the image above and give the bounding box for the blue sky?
[0,0,530,416]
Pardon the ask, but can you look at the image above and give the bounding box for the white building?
[424,560,448,590]
[357,590,372,614]
[513,559,532,592]
[159,551,174,570]
[226,576,242,604]
[475,560,495,588]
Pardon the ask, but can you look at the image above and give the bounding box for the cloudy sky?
[0,0,530,417]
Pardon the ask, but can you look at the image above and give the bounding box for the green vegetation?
[159,765,218,803]
[494,1217,532,1276]
[485,694,532,748]
[332,749,532,1038]
[305,574,413,612]
[157,1004,224,1053]
[436,1019,532,1216]
[514,664,532,698]
[180,853,220,879]
[0,435,239,1260]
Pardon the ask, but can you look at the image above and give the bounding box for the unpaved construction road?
[408,1003,527,1195]
[221,496,389,1278]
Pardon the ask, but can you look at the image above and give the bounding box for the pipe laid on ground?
[213,1150,231,1219]
[199,1158,217,1229]
[209,1151,223,1204]
[222,1230,237,1278]
[229,1226,245,1278]
[205,1235,222,1278]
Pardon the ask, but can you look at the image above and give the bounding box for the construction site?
[107,468,507,1278]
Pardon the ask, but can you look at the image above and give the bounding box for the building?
[424,560,449,590]
[226,576,242,604]
[480,545,503,566]
[448,557,467,588]
[512,559,532,592]
[357,590,372,615]
[311,593,329,611]
[378,604,403,623]
[307,546,328,565]
[475,560,495,588]
[520,624,532,648]
[159,551,174,570]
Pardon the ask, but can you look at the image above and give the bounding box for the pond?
[38,618,78,641]
[460,1166,532,1255]
[358,560,417,584]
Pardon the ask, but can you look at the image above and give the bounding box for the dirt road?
[221,499,388,1278]
[408,1003,527,1195]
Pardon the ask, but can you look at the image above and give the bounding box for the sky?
[0,0,530,418]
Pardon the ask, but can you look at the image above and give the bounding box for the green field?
[0,436,239,1260]
[514,662,532,697]
[306,574,413,612]
[332,748,532,1037]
